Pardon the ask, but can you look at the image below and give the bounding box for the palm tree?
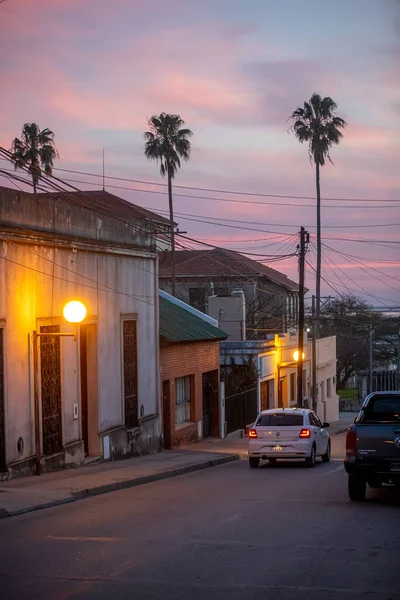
[289,94,346,314]
[11,123,59,194]
[144,113,193,296]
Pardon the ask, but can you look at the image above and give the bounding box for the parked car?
[344,391,400,501]
[248,408,331,468]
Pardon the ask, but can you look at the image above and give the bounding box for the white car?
[248,408,331,468]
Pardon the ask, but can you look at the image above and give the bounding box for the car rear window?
[256,414,304,427]
[359,395,400,423]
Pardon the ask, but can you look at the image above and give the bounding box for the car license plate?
[273,445,283,451]
[390,463,400,472]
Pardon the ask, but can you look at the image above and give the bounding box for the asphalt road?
[1,433,399,600]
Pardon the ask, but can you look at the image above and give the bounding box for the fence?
[224,385,258,435]
[357,370,400,397]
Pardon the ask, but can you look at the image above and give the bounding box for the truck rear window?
[360,395,400,423]
[256,414,304,427]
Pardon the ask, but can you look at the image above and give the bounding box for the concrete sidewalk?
[0,449,240,520]
[0,413,356,520]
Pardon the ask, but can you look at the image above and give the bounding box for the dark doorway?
[278,378,285,408]
[0,329,5,472]
[80,324,99,456]
[202,370,219,438]
[260,379,274,411]
[40,325,62,456]
[162,380,171,448]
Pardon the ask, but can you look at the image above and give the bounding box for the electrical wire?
[318,244,400,298]
[322,242,400,285]
[309,243,397,307]
[10,162,399,204]
[146,206,400,230]
[2,165,398,210]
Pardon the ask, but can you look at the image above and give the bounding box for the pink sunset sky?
[0,0,399,307]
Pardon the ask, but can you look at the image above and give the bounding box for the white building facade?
[0,187,160,480]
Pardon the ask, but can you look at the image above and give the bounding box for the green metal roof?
[159,295,228,343]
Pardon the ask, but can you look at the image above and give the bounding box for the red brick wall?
[160,341,221,448]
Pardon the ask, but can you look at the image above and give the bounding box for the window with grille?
[123,320,138,428]
[175,375,192,425]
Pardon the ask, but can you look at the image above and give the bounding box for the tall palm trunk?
[315,161,321,316]
[167,161,176,297]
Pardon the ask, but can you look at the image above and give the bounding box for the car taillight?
[248,429,258,439]
[299,428,311,438]
[346,428,357,456]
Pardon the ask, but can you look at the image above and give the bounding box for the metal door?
[202,374,212,438]
[40,325,63,456]
[123,320,138,428]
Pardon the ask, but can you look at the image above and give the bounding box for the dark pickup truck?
[344,391,400,501]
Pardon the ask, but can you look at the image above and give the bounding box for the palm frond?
[10,122,58,188]
[143,112,193,178]
[289,94,345,166]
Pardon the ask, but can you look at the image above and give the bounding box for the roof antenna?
[102,148,105,191]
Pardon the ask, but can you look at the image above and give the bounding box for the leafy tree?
[144,113,193,296]
[315,295,397,388]
[11,123,59,193]
[221,356,259,398]
[290,94,346,313]
[246,295,288,340]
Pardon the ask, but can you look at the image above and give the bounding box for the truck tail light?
[346,428,357,457]
[248,429,258,439]
[299,428,311,438]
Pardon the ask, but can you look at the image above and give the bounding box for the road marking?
[46,536,121,542]
[322,464,344,477]
[218,514,243,525]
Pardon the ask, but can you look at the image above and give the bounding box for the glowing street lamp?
[63,301,87,324]
[293,350,305,363]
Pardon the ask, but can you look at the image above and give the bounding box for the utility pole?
[297,227,309,408]
[102,149,105,191]
[397,323,400,373]
[369,324,373,395]
[311,295,317,412]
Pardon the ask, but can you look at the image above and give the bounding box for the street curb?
[0,454,240,520]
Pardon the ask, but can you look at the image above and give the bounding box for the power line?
[0,251,155,307]
[26,163,400,204]
[1,165,398,210]
[172,233,299,300]
[2,160,399,244]
[0,152,298,293]
[152,206,400,230]
[310,243,397,307]
[321,242,400,290]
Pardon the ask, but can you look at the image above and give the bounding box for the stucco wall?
[0,238,159,470]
